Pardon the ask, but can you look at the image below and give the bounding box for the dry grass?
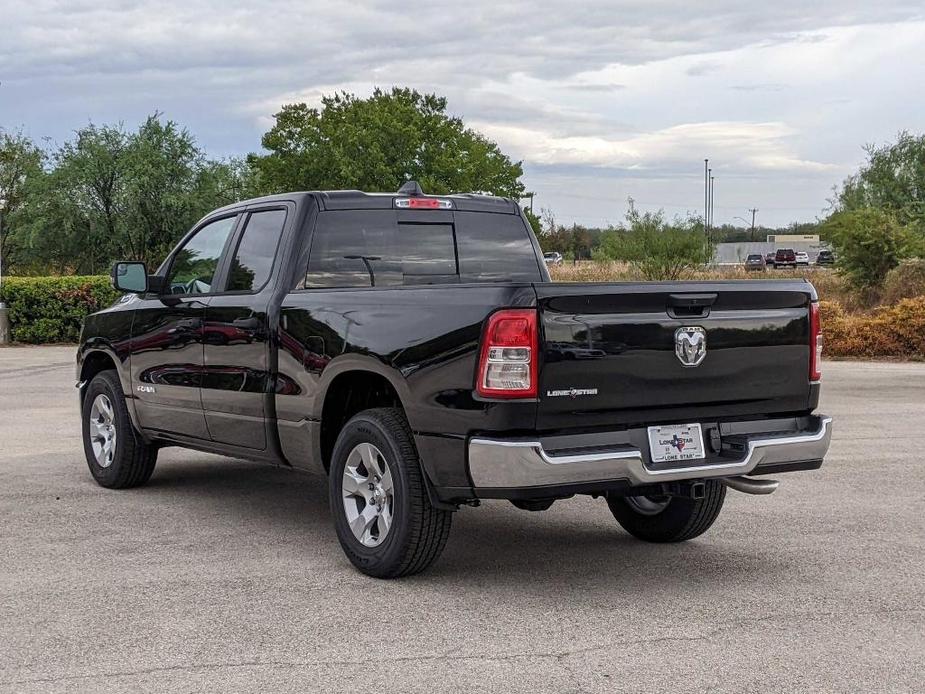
[548,261,854,305]
[822,297,925,359]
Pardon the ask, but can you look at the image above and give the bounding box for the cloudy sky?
[2,0,924,227]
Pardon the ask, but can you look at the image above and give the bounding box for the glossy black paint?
[77,189,824,504]
[130,294,211,439]
[535,281,817,432]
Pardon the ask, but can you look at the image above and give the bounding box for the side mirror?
[111,261,149,293]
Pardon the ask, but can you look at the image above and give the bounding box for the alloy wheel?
[341,443,395,547]
[89,394,117,468]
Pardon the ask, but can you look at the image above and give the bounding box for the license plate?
[647,423,706,463]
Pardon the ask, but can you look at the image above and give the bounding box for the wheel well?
[80,351,118,399]
[320,371,403,472]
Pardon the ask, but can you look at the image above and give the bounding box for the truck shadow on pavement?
[142,457,794,594]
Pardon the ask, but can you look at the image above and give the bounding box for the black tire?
[328,408,452,578]
[607,480,726,543]
[81,370,158,489]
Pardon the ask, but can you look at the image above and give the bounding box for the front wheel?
[328,408,452,578]
[606,480,726,542]
[81,370,158,489]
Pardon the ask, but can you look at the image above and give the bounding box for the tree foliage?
[825,132,925,291]
[9,116,250,274]
[0,129,45,277]
[594,210,714,280]
[250,87,526,198]
[821,208,918,290]
[838,131,925,230]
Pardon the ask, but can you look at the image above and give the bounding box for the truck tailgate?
[535,281,816,430]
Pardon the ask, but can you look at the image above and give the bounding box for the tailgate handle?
[667,293,717,318]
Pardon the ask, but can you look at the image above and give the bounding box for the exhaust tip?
[722,476,779,495]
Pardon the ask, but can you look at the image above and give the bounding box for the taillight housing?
[809,302,822,382]
[394,197,453,209]
[476,309,538,399]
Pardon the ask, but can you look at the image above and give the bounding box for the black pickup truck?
[77,183,832,578]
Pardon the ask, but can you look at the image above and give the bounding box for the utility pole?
[704,159,709,234]
[708,173,714,230]
[748,208,758,241]
[0,199,8,344]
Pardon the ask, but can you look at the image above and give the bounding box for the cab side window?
[226,209,287,292]
[167,216,237,294]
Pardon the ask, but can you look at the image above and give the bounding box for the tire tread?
[83,370,157,489]
[608,480,726,543]
[330,407,452,578]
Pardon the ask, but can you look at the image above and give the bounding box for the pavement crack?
[4,608,922,686]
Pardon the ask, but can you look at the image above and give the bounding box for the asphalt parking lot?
[1,346,923,693]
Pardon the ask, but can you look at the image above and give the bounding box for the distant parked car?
[795,251,810,266]
[543,251,563,266]
[774,248,797,268]
[765,252,775,265]
[744,254,765,271]
[816,250,835,266]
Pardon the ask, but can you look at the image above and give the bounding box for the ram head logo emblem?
[675,327,707,367]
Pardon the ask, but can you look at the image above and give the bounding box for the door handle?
[175,318,202,330]
[667,293,717,318]
[232,317,261,331]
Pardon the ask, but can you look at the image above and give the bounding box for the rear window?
[746,254,762,261]
[301,210,542,288]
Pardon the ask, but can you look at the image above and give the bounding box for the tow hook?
[722,476,779,495]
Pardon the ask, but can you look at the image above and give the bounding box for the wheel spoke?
[358,443,382,478]
[378,502,393,538]
[342,466,371,501]
[349,503,379,542]
[99,397,114,424]
[379,466,393,494]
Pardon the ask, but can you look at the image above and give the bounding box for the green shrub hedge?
[0,276,120,344]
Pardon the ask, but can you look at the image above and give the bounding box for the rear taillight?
[476,309,538,399]
[809,302,822,381]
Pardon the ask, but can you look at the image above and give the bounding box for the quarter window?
[166,216,237,294]
[226,209,287,292]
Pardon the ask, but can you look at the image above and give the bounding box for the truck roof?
[208,185,518,217]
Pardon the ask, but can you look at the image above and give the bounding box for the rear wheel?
[607,480,726,542]
[328,408,452,578]
[81,370,157,489]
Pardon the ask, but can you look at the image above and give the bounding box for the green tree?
[250,87,526,198]
[16,115,251,273]
[0,130,45,276]
[821,208,918,290]
[838,132,925,231]
[595,210,713,280]
[122,115,212,263]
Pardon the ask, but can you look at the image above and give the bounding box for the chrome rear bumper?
[468,415,832,490]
